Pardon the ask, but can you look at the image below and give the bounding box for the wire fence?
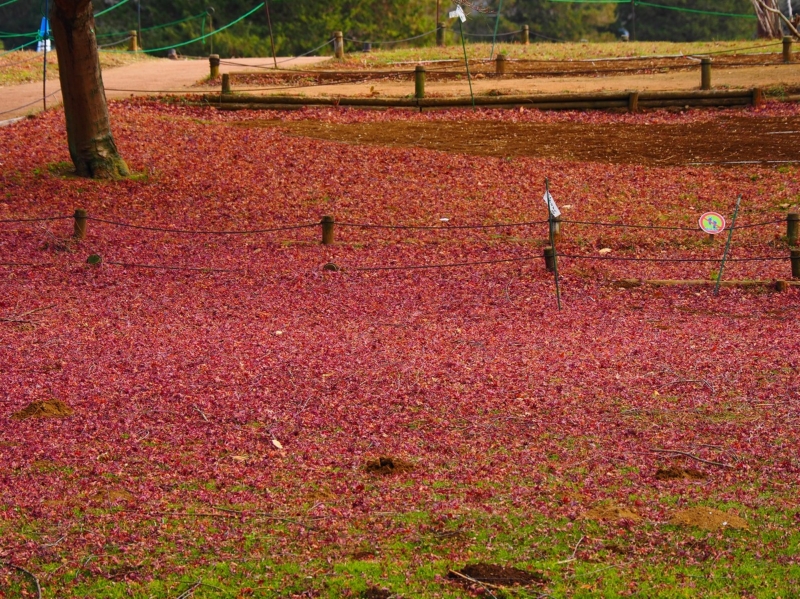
[1,209,796,285]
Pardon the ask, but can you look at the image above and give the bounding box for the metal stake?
[458,19,475,109]
[714,194,742,296]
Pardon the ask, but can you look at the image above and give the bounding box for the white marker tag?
[544,190,561,218]
[449,5,467,22]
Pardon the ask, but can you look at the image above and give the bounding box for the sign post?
[449,4,475,109]
[545,178,562,310]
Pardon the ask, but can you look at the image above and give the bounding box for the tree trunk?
[50,0,128,179]
[752,0,783,38]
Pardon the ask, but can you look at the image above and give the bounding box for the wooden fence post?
[784,36,793,63]
[415,65,426,99]
[495,54,507,75]
[549,217,561,243]
[700,57,711,90]
[334,31,344,59]
[792,249,800,279]
[543,247,555,272]
[222,73,231,94]
[73,209,87,240]
[437,22,446,46]
[209,54,220,79]
[521,25,529,45]
[788,212,799,246]
[628,91,639,113]
[321,215,335,245]
[128,30,139,51]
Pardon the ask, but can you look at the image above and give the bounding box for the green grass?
[4,497,800,598]
[312,40,785,70]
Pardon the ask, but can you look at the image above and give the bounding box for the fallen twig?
[660,378,714,393]
[191,404,210,423]
[448,569,500,598]
[175,579,202,599]
[557,535,585,564]
[651,448,732,468]
[3,563,42,599]
[0,304,56,325]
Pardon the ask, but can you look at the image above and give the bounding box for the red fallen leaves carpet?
[0,99,799,592]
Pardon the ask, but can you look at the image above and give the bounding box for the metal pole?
[631,0,636,42]
[546,178,562,311]
[43,0,48,111]
[265,0,277,69]
[458,20,475,109]
[137,0,142,50]
[490,0,503,60]
[714,194,742,296]
[436,0,440,32]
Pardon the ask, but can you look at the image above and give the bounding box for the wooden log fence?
[208,88,763,112]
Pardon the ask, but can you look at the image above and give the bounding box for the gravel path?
[0,56,328,122]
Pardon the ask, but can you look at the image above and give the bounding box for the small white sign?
[544,190,561,218]
[449,5,467,22]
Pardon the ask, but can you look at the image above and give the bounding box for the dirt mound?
[655,466,706,480]
[669,507,749,531]
[101,489,135,503]
[581,505,642,523]
[449,563,546,587]
[362,588,392,599]
[365,456,414,475]
[11,399,74,420]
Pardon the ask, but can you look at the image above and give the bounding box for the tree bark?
[50,0,129,179]
[752,0,783,38]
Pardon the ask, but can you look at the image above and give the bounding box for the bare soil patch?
[11,399,74,420]
[364,456,415,475]
[226,53,792,88]
[449,563,547,587]
[670,507,749,531]
[362,587,392,599]
[237,115,800,166]
[655,466,706,480]
[581,505,642,523]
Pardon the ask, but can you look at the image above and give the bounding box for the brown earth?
[582,504,642,522]
[449,563,547,587]
[224,63,800,100]
[362,587,392,599]
[234,116,800,167]
[11,399,74,420]
[655,466,707,480]
[226,53,799,87]
[364,456,415,475]
[670,507,749,531]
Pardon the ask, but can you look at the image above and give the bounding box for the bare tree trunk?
[753,0,783,38]
[50,0,129,179]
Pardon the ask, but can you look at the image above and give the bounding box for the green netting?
[0,0,21,8]
[132,2,265,53]
[0,31,37,38]
[0,37,38,57]
[96,12,207,38]
[548,0,757,18]
[94,0,133,19]
[635,1,756,18]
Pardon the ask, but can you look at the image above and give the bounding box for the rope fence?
[1,209,798,290]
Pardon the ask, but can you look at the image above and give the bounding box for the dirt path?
[236,115,800,166]
[0,56,328,122]
[2,57,798,124]
[237,63,799,98]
